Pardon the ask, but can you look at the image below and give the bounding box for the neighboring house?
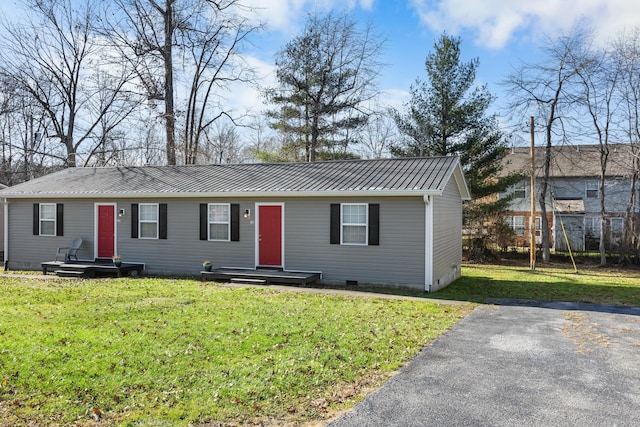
[499,144,639,252]
[0,157,470,292]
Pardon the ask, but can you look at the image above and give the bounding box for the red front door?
[258,205,282,266]
[97,205,115,258]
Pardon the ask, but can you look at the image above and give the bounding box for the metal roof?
[500,144,636,178]
[0,156,469,199]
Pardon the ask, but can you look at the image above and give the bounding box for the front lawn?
[0,275,471,426]
[434,263,640,306]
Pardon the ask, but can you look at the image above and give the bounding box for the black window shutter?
[159,203,167,240]
[330,204,340,244]
[131,204,139,238]
[368,204,379,246]
[230,204,240,241]
[33,203,39,235]
[199,204,208,240]
[56,204,64,236]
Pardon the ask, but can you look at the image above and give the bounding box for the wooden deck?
[201,267,321,286]
[42,260,145,278]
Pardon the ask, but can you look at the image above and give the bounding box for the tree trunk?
[539,117,554,263]
[622,145,639,262]
[598,153,608,265]
[163,0,176,165]
[310,113,319,162]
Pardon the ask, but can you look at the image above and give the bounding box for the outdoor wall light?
[243,209,251,219]
[118,208,125,218]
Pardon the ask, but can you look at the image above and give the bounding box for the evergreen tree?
[392,34,520,227]
[265,11,382,161]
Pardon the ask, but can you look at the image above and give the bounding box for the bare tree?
[503,28,585,262]
[105,0,259,166]
[244,116,280,162]
[106,0,184,165]
[612,28,640,262]
[570,33,620,265]
[201,122,244,164]
[357,110,397,159]
[1,55,61,185]
[0,0,136,168]
[183,1,261,164]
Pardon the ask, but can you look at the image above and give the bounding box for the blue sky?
[2,0,639,133]
[239,0,640,122]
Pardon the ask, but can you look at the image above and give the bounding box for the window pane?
[508,216,525,236]
[585,217,600,233]
[586,182,598,198]
[140,222,158,238]
[611,218,623,234]
[140,204,158,221]
[342,204,366,224]
[209,223,229,240]
[40,204,56,220]
[512,184,525,199]
[343,225,366,244]
[209,205,229,222]
[41,221,55,236]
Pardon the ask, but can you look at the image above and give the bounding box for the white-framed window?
[584,216,600,236]
[535,216,542,231]
[139,203,159,239]
[208,203,230,241]
[512,183,526,199]
[505,215,525,236]
[39,203,57,236]
[585,181,599,198]
[341,203,368,245]
[610,217,624,235]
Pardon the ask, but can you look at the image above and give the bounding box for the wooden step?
[230,277,268,285]
[55,270,86,278]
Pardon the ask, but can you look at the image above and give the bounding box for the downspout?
[424,194,433,292]
[2,198,7,270]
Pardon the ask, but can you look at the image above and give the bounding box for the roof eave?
[0,189,446,199]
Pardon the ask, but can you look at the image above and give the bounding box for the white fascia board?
[2,189,445,199]
[443,159,471,201]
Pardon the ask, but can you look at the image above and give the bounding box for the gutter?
[0,189,446,200]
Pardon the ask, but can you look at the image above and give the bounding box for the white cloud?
[410,0,640,49]
[241,0,376,33]
[379,88,410,111]
[228,55,277,115]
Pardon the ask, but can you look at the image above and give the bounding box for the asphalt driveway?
[328,301,640,427]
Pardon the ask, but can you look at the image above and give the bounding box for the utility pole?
[530,116,536,270]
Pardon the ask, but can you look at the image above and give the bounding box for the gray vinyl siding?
[7,199,95,269]
[432,178,463,291]
[116,198,255,275]
[503,177,638,214]
[6,198,256,274]
[284,197,426,290]
[502,176,640,250]
[6,195,464,292]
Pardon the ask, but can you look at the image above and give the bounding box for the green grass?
[0,275,471,426]
[434,263,640,306]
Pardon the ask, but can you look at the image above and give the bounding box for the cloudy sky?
[1,0,639,125]
[238,0,640,116]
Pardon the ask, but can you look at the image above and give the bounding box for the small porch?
[42,259,145,278]
[201,267,321,286]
